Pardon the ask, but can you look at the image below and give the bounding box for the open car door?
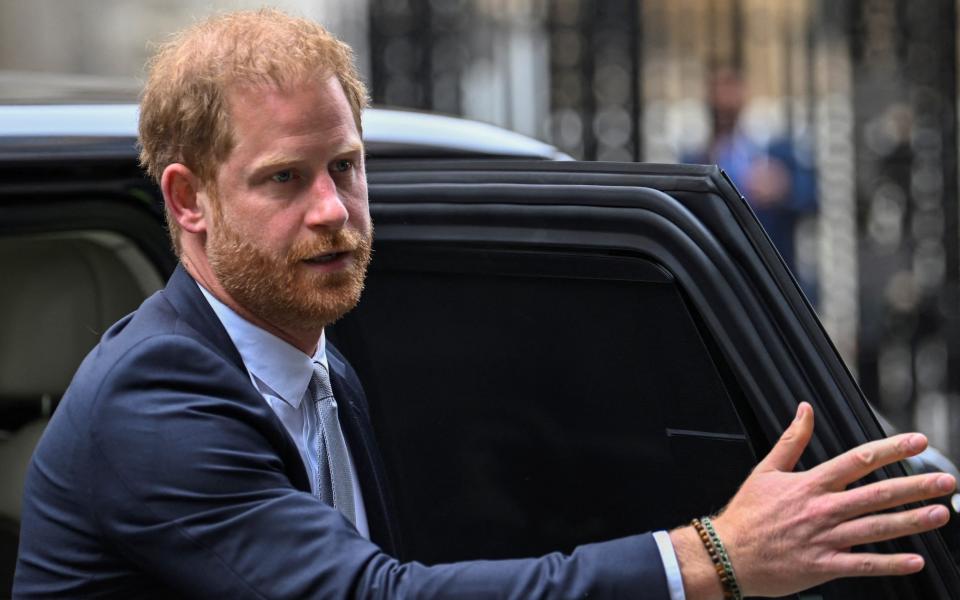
[328,160,960,599]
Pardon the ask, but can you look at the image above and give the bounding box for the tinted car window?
[330,244,758,562]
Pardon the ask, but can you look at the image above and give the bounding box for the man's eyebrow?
[250,152,302,173]
[250,141,365,173]
[335,139,365,157]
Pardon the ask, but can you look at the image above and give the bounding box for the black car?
[1,103,958,599]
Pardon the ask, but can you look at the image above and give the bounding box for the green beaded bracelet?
[701,516,742,600]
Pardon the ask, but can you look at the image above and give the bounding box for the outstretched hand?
[671,402,955,599]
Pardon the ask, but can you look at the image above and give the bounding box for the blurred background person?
[683,66,818,303]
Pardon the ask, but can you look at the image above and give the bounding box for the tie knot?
[310,363,334,402]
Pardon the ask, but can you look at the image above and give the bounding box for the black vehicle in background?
[1,102,958,599]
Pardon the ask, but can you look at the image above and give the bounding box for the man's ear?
[161,163,209,234]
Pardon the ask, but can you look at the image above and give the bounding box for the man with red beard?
[14,9,956,600]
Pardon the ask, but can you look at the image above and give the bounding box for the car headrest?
[0,235,153,400]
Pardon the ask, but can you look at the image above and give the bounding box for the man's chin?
[288,299,361,331]
[283,280,364,328]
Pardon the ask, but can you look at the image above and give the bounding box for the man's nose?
[305,174,349,229]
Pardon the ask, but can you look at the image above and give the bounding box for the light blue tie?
[309,363,357,526]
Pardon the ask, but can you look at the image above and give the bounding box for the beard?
[207,216,372,334]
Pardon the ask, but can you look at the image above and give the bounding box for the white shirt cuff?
[653,530,686,600]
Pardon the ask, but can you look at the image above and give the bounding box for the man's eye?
[333,159,353,173]
[271,170,295,183]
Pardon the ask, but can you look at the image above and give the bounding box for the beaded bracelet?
[691,517,743,600]
[702,517,742,599]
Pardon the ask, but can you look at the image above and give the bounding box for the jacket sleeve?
[91,335,671,599]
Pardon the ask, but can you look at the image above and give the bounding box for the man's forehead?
[225,72,343,105]
[226,76,358,132]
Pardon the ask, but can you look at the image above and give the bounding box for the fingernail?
[909,434,926,452]
[794,404,806,422]
[937,475,956,493]
[907,556,924,570]
[929,506,949,524]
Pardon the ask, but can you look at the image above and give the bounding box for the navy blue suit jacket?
[14,265,671,598]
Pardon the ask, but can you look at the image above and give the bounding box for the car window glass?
[332,246,755,558]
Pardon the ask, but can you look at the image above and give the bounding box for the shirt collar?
[197,283,327,409]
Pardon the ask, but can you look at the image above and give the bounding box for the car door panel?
[325,160,960,599]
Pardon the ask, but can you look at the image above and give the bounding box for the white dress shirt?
[198,284,370,538]
[198,283,684,597]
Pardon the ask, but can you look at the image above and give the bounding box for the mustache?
[286,227,370,263]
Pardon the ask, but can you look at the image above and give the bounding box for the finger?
[813,433,927,489]
[827,504,950,548]
[824,552,926,578]
[756,402,814,473]
[833,473,957,520]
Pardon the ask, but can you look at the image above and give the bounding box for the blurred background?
[1,0,958,461]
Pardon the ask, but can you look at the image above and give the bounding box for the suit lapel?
[163,265,246,371]
[164,266,391,531]
[327,345,402,556]
[161,264,312,493]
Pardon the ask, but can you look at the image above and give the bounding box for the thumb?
[756,402,814,473]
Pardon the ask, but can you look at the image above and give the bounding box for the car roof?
[0,103,568,161]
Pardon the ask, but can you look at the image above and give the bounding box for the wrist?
[669,525,725,600]
[695,517,743,600]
